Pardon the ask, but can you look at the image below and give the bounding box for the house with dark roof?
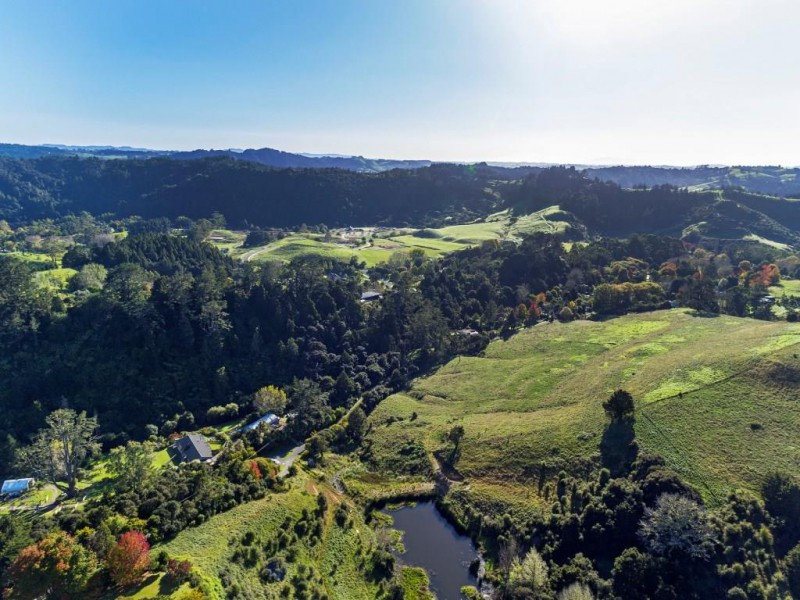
[173,434,214,463]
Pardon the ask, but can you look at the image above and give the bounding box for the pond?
[383,501,480,599]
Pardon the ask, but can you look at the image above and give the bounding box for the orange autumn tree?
[9,531,98,598]
[248,459,263,480]
[107,531,150,586]
[759,263,781,287]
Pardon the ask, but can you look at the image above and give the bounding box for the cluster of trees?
[4,523,204,599]
[440,395,800,599]
[2,226,796,476]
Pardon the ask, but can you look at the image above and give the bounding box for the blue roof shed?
[1,478,35,496]
[242,413,280,432]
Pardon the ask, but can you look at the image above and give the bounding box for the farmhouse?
[360,291,382,302]
[173,434,214,463]
[1,478,35,497]
[241,413,281,433]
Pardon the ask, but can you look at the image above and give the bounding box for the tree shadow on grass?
[600,419,638,477]
[112,573,160,599]
[158,573,181,596]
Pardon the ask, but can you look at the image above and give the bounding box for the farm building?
[173,434,214,463]
[242,413,280,433]
[1,478,35,497]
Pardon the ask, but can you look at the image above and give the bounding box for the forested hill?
[3,143,800,196]
[4,157,800,246]
[0,157,524,227]
[513,167,800,245]
[0,143,434,172]
[585,165,800,197]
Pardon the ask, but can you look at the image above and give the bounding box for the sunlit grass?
[367,310,800,508]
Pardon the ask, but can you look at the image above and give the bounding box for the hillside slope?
[363,310,800,514]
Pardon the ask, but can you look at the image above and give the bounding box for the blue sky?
[1,0,798,165]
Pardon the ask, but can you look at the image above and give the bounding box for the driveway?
[269,443,306,478]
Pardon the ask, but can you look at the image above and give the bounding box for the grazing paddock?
[366,310,800,510]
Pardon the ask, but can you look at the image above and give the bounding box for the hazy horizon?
[4,140,791,169]
[2,0,798,166]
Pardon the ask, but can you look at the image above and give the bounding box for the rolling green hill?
[218,208,578,266]
[361,310,800,517]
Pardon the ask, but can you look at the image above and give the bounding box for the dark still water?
[384,502,479,600]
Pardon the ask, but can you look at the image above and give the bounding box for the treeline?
[0,156,518,227]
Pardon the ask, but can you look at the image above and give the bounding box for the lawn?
[364,309,800,511]
[771,279,800,299]
[6,251,54,269]
[206,229,247,257]
[0,485,58,513]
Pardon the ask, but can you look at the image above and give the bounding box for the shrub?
[166,558,193,583]
[557,582,594,600]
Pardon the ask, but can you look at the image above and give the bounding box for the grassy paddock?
[366,310,800,509]
[227,208,573,267]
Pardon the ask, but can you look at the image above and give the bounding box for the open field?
[212,207,574,267]
[364,309,800,510]
[160,468,381,600]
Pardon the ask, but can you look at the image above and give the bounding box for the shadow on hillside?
[113,573,163,599]
[600,419,638,477]
[689,309,721,318]
[158,574,181,596]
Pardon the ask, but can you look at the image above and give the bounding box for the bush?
[461,586,481,600]
[557,582,594,600]
[166,558,193,583]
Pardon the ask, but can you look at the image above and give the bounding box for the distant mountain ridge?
[0,143,432,173]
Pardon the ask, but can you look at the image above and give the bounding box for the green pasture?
[366,309,800,509]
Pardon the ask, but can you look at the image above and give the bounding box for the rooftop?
[1,478,35,495]
[242,413,280,432]
[174,433,213,462]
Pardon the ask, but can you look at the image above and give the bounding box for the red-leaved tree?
[9,532,97,598]
[248,459,263,480]
[107,531,150,586]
